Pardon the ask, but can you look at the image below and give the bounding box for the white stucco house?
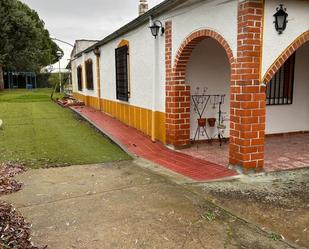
[70,0,309,171]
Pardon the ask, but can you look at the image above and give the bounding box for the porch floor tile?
[180,134,309,172]
[70,106,236,181]
[264,133,309,172]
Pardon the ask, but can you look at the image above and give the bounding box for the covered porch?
[177,32,309,173]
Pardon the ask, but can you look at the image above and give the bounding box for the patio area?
[180,133,309,172]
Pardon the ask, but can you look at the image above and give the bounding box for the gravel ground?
[188,168,309,248]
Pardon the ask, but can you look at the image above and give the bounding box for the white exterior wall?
[71,52,98,97]
[99,23,167,112]
[71,0,238,114]
[262,0,309,78]
[83,52,98,97]
[75,41,97,55]
[71,56,84,93]
[168,0,238,68]
[71,40,98,58]
[185,39,231,139]
[266,42,309,134]
[71,60,77,93]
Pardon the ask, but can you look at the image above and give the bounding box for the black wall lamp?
[93,47,101,56]
[274,4,288,34]
[56,50,64,59]
[149,20,165,38]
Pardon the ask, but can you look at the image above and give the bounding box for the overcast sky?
[20,0,164,71]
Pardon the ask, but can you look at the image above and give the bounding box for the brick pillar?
[165,21,191,147]
[229,0,266,170]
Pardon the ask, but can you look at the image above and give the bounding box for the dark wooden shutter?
[77,66,83,91]
[86,60,94,90]
[115,45,129,101]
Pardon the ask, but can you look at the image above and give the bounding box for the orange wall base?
[73,93,166,144]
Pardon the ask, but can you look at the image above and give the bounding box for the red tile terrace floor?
[70,106,236,181]
[181,133,309,172]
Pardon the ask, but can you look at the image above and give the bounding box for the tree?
[48,72,69,88]
[0,0,61,90]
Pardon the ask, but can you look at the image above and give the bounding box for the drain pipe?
[150,16,157,142]
[94,47,101,110]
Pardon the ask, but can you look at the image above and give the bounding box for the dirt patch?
[189,168,309,248]
[0,162,45,249]
[0,202,47,249]
[0,162,26,195]
[180,201,296,249]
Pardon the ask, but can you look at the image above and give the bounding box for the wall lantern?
[274,4,288,34]
[56,50,64,59]
[93,47,101,56]
[149,20,165,38]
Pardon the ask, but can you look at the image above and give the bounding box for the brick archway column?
[165,21,191,147]
[229,0,266,170]
[165,22,236,148]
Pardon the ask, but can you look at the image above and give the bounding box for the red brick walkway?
[71,106,237,181]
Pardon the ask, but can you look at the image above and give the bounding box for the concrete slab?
[1,161,296,249]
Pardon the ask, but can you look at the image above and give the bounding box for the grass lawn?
[0,89,131,168]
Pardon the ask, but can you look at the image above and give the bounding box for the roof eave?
[74,0,181,58]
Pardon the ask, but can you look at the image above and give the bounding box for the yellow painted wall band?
[73,93,166,144]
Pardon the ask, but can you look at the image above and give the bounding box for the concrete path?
[1,160,295,249]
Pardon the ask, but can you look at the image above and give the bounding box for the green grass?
[0,89,131,168]
[0,88,58,102]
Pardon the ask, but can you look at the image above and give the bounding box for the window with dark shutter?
[115,45,129,101]
[266,53,295,105]
[77,66,83,91]
[85,59,94,90]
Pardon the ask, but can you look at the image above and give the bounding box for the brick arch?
[174,29,235,76]
[263,30,309,83]
[165,27,235,147]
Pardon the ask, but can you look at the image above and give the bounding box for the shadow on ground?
[0,161,297,249]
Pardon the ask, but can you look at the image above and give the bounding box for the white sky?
[19,0,165,71]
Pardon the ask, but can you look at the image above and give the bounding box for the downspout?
[95,49,101,110]
[82,53,86,104]
[150,16,157,142]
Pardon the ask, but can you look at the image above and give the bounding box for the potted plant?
[208,118,216,127]
[197,118,207,127]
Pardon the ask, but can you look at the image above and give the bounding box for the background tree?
[48,72,70,88]
[0,0,61,90]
